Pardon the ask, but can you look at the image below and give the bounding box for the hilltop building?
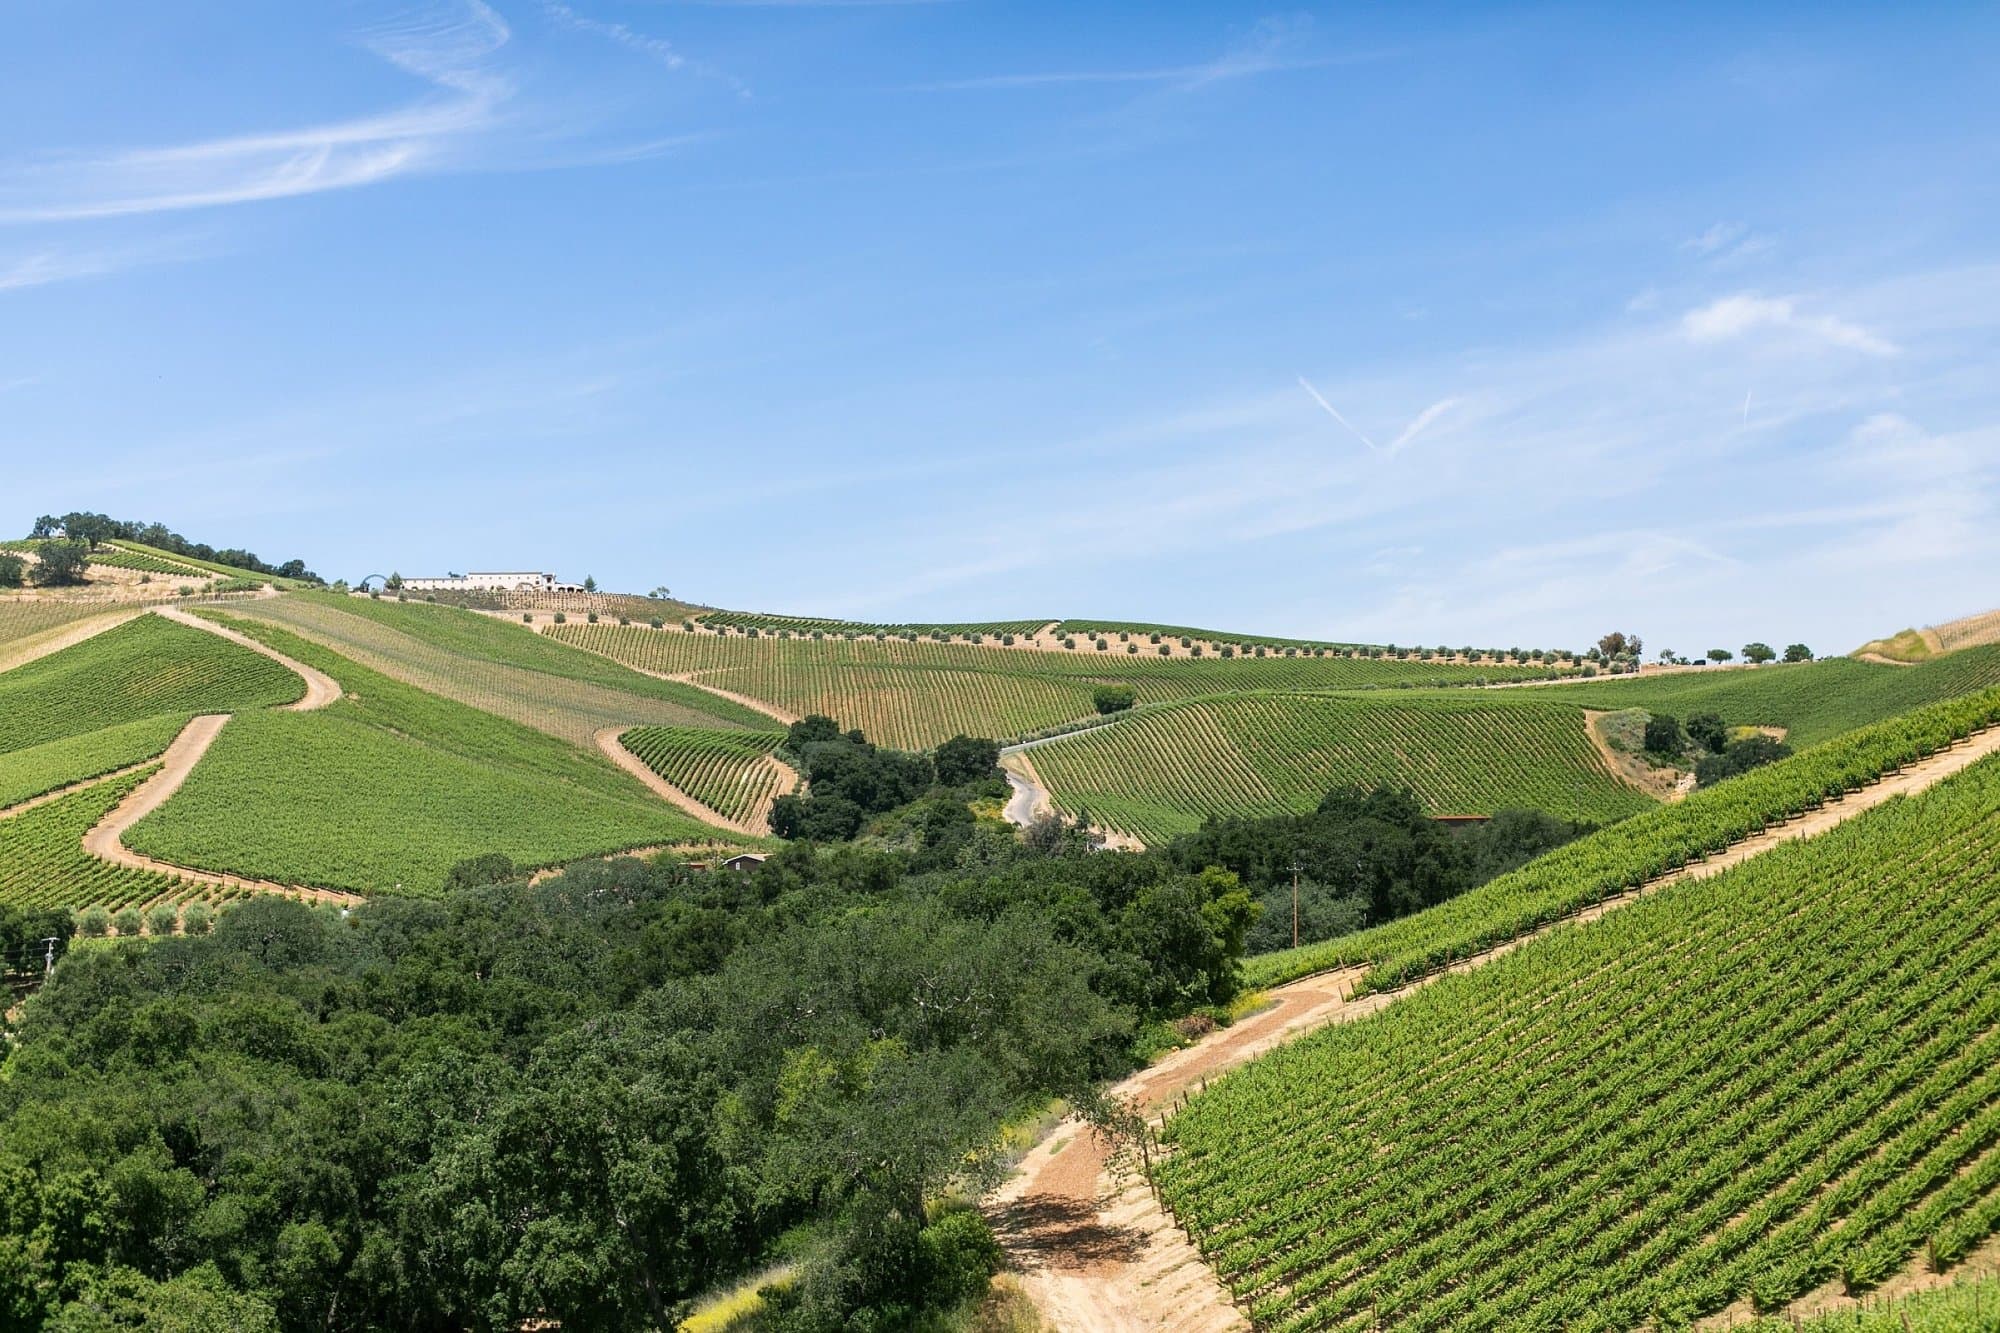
[402,571,584,594]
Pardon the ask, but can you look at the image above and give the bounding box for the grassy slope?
[0,615,302,753]
[1530,646,2000,747]
[1160,752,2000,1330]
[1025,692,1655,843]
[224,594,776,747]
[126,619,742,894]
[549,623,1552,748]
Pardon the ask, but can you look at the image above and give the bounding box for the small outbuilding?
[718,853,768,873]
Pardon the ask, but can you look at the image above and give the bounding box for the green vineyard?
[621,726,796,827]
[1246,686,2000,991]
[87,543,212,577]
[0,715,186,811]
[1534,644,2000,747]
[217,596,769,747]
[0,615,302,753]
[125,621,742,894]
[1022,692,1654,844]
[0,599,128,651]
[0,770,201,912]
[697,610,1051,638]
[549,623,1552,748]
[1158,748,2000,1331]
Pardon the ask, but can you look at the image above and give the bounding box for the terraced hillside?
[1157,744,2000,1331]
[550,622,1552,748]
[1021,693,1653,844]
[0,615,302,754]
[221,593,773,746]
[621,725,796,828]
[1245,687,2000,990]
[1533,644,2000,747]
[124,617,743,894]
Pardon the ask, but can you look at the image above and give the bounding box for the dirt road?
[77,714,361,905]
[156,607,341,710]
[986,722,2000,1333]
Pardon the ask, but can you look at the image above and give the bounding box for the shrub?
[1093,684,1137,714]
[522,613,533,623]
[918,1208,1003,1308]
[683,621,695,631]
[1644,713,1685,755]
[1180,637,1191,648]
[1220,646,1234,658]
[1191,645,1203,657]
[616,616,629,626]
[1095,639,1108,651]
[1062,638,1076,650]
[1127,643,1139,654]
[181,903,213,936]
[77,906,110,937]
[553,613,567,624]
[1002,634,1014,646]
[144,903,179,936]
[1255,646,1267,658]
[1150,633,1162,644]
[113,907,143,937]
[1157,645,1169,656]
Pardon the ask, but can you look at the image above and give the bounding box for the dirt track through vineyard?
[67,611,361,905]
[986,722,2000,1333]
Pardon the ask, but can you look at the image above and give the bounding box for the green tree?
[1742,641,1776,664]
[1643,713,1685,755]
[30,542,90,587]
[1783,642,1814,662]
[0,554,23,587]
[583,575,598,592]
[932,735,1000,787]
[384,572,403,591]
[1707,647,1733,663]
[1686,712,1728,753]
[1092,684,1137,715]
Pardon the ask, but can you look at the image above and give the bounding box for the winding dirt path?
[592,726,766,837]
[156,607,341,709]
[987,723,2000,1333]
[77,715,362,906]
[1001,751,1054,826]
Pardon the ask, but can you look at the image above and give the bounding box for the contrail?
[1388,396,1460,454]
[1742,389,1752,425]
[1297,376,1381,452]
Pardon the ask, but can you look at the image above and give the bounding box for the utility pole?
[40,935,59,976]
[1291,860,1302,949]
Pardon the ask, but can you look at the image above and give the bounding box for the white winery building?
[402,571,584,593]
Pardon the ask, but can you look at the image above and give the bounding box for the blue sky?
[4,2,1997,653]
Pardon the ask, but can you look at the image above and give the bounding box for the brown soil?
[593,727,763,837]
[986,723,2000,1333]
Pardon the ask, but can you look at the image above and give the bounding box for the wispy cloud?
[913,17,1374,94]
[1298,377,1455,456]
[1682,293,1898,356]
[0,1,512,223]
[543,1,684,69]
[0,236,204,291]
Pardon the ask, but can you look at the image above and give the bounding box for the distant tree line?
[29,511,320,583]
